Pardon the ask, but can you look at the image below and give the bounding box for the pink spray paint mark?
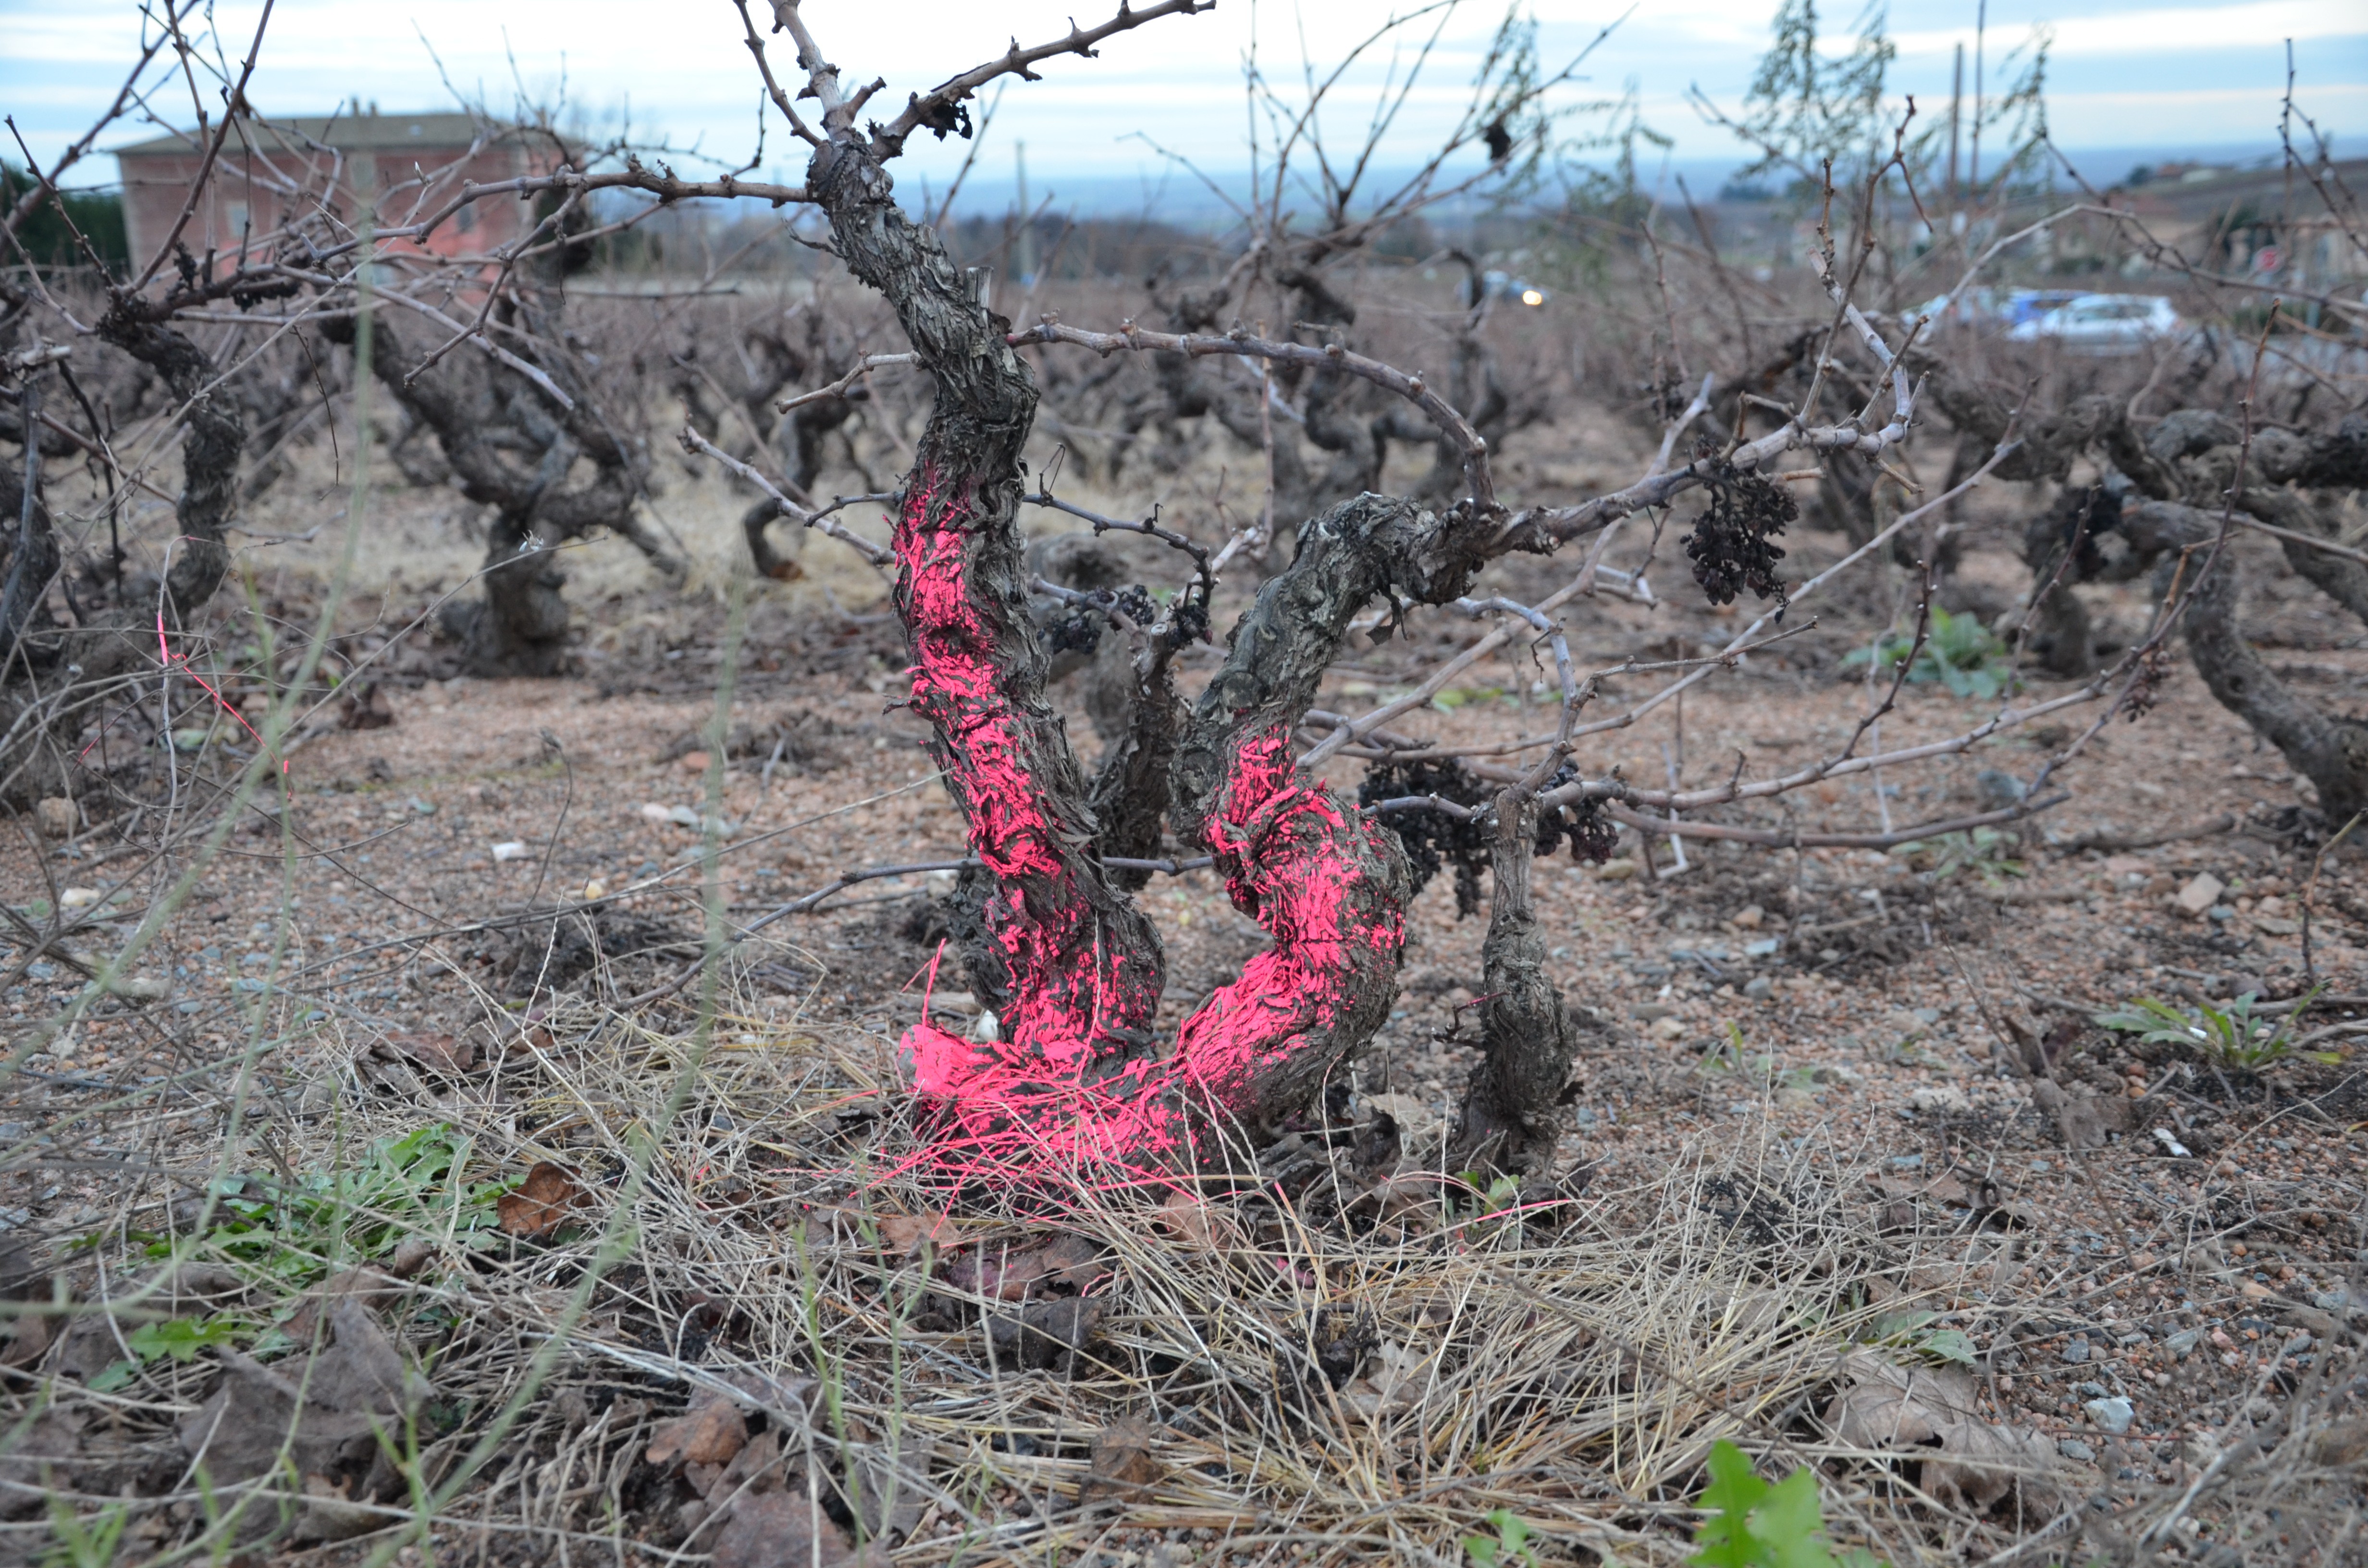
[889,468,1402,1181]
[81,589,290,799]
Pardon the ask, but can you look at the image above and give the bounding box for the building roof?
[115,112,533,159]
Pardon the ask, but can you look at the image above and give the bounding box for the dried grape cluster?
[1531,760,1618,865]
[1044,583,1160,655]
[1360,759,1493,919]
[1360,758,1616,920]
[1683,468,1796,607]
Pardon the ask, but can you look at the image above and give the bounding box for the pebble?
[2085,1396,2136,1434]
[2175,872,2224,914]
[2164,1328,2201,1357]
[2061,1339,2091,1364]
[1743,977,1774,1000]
[1910,1086,1970,1113]
[2058,1439,2097,1461]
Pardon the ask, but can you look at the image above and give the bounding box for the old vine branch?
[1010,318,1496,509]
[872,0,1216,157]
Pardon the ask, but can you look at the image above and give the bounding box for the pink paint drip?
[79,593,290,799]
[892,468,1402,1181]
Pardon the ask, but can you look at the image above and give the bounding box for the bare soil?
[4,418,2365,1567]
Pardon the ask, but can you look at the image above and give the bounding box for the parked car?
[2008,293,2183,350]
[2004,288,2083,328]
[1480,268,1550,306]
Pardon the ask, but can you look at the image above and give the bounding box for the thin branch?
[1012,318,1494,509]
[871,0,1215,156]
[773,353,917,414]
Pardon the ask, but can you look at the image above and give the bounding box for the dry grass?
[9,828,2367,1568]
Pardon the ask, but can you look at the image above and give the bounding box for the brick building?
[113,110,558,276]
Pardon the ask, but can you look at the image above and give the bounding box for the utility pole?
[1014,141,1035,286]
[1948,42,1964,200]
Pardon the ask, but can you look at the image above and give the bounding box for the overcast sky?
[4,0,2362,206]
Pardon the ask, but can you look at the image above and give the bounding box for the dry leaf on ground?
[285,1237,436,1342]
[1083,1416,1161,1500]
[1823,1349,2060,1515]
[987,1296,1105,1374]
[947,1232,1101,1301]
[497,1162,588,1238]
[0,1408,86,1520]
[709,1492,888,1568]
[875,1211,959,1256]
[1153,1190,1242,1252]
[648,1389,749,1469]
[176,1300,432,1540]
[372,1030,474,1075]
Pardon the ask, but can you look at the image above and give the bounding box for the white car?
[2008,294,2182,350]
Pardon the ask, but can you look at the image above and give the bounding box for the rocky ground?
[3,440,2365,1565]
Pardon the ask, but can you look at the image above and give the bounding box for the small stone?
[491,841,530,862]
[582,879,608,901]
[2057,1438,2096,1461]
[679,750,713,774]
[1651,1016,1688,1040]
[1910,1086,1970,1113]
[1594,858,1638,882]
[2061,1339,2091,1364]
[1743,977,1774,1001]
[2085,1396,2135,1434]
[1976,769,2028,808]
[2164,1328,2201,1357]
[33,797,76,839]
[57,887,101,910]
[2175,872,2225,915]
[1630,1002,1678,1021]
[1731,905,1764,930]
[2240,1281,2272,1299]
[1743,937,1780,956]
[1889,1153,1924,1171]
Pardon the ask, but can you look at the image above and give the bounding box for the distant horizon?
[55,133,2330,224]
[6,0,2361,214]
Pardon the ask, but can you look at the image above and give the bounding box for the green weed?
[87,1124,508,1388]
[1845,607,2019,700]
[43,1496,130,1568]
[1890,827,2025,885]
[1689,1441,1883,1568]
[1864,1308,1976,1367]
[1464,1507,1541,1568]
[2093,989,2339,1071]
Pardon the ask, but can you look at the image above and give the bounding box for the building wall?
[117,137,550,283]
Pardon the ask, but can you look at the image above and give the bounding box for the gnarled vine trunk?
[0,312,242,807]
[809,136,1503,1167]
